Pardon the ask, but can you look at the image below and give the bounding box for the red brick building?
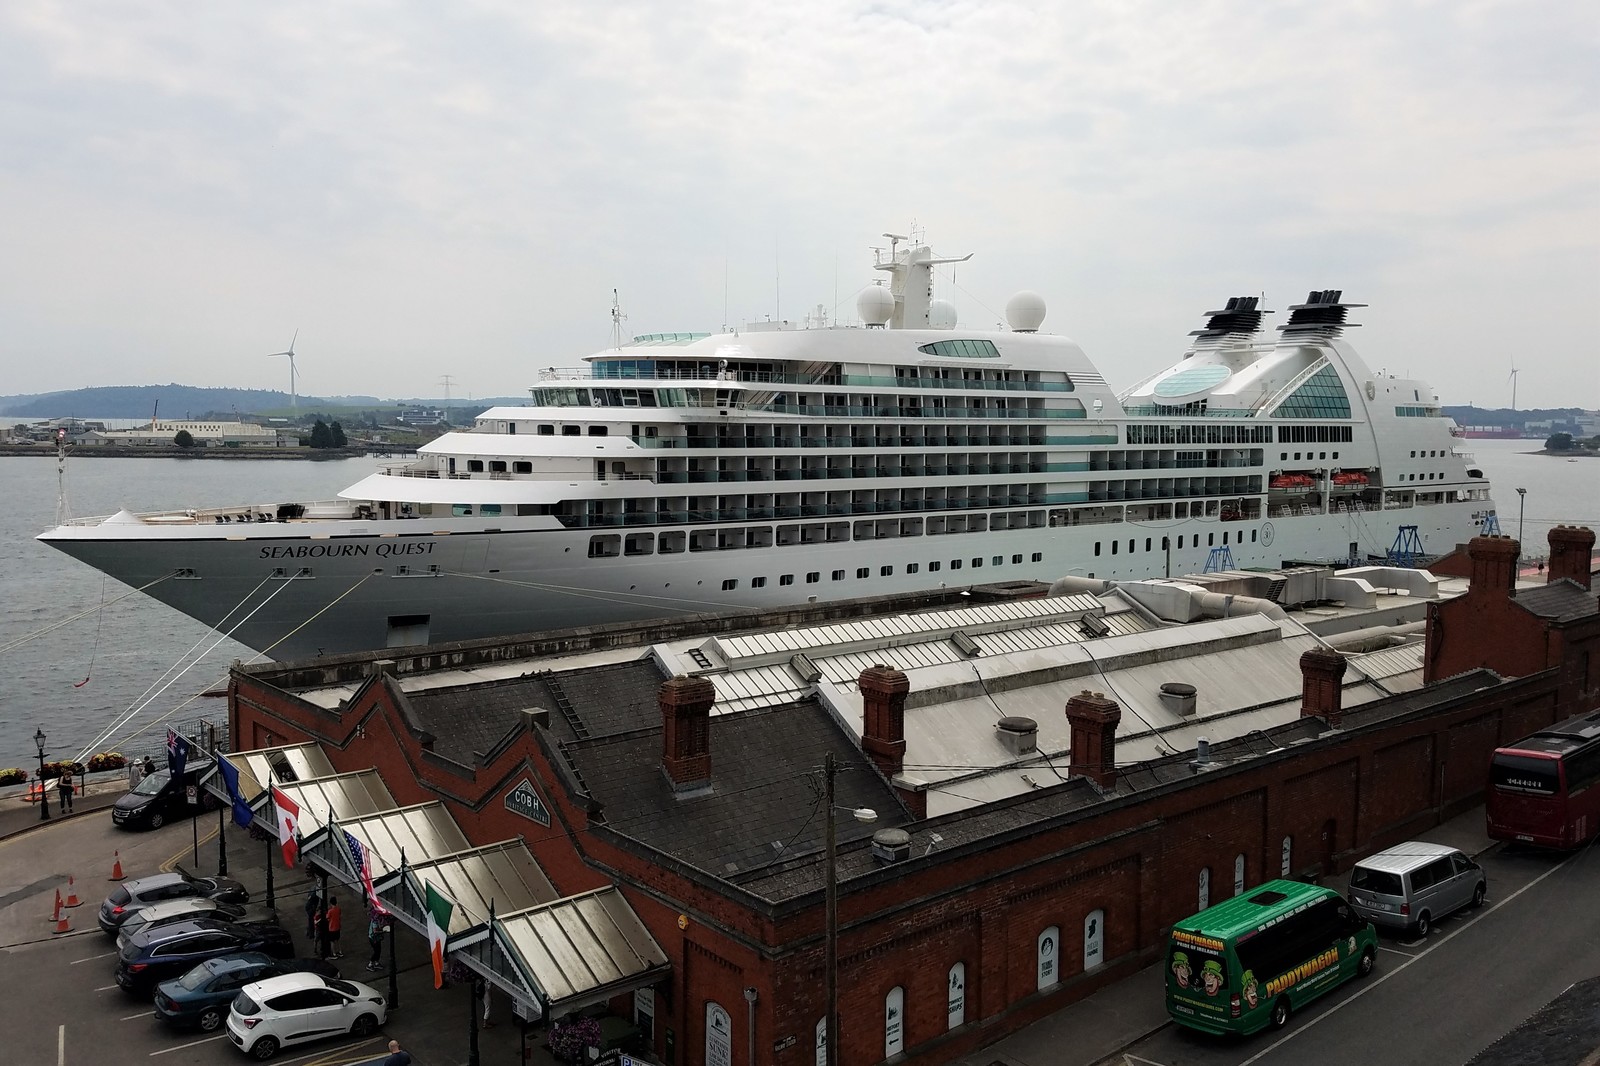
[228,531,1597,1066]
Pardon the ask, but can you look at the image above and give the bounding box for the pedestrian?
[140,755,157,780]
[366,912,386,971]
[479,977,495,1028]
[381,1039,412,1066]
[57,766,74,814]
[304,888,321,941]
[326,896,343,958]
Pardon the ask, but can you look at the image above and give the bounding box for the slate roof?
[544,659,668,741]
[1467,974,1600,1066]
[566,698,909,890]
[404,674,559,765]
[1513,580,1600,623]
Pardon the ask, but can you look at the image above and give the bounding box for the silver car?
[1347,841,1486,937]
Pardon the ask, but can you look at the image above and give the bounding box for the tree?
[309,419,333,448]
[330,421,348,447]
[1546,432,1573,451]
[173,429,195,448]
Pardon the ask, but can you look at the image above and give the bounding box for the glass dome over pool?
[1153,364,1232,399]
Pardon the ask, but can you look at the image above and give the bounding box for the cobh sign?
[505,778,551,827]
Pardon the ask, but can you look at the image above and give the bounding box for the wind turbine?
[268,331,300,409]
[1507,361,1519,411]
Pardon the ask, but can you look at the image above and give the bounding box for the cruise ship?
[39,237,1495,659]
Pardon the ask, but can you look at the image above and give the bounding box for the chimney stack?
[1466,534,1520,596]
[1065,690,1121,790]
[1547,525,1596,591]
[660,675,716,792]
[1299,648,1348,727]
[859,665,909,777]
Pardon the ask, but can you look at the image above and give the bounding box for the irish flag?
[271,786,301,868]
[425,881,453,989]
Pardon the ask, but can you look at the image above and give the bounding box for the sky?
[1,0,1596,410]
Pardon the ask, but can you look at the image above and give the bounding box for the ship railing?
[577,364,1079,393]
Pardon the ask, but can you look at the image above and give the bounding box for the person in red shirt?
[326,897,343,958]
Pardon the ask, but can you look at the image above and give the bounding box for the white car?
[225,972,386,1060]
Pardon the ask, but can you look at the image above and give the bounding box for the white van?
[1346,841,1486,937]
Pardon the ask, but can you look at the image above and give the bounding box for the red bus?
[1487,712,1600,848]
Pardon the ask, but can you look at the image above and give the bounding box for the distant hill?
[0,384,532,420]
[1443,406,1589,429]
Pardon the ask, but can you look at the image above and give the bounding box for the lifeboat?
[1331,472,1369,486]
[1268,473,1316,492]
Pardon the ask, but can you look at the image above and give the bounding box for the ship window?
[467,460,485,472]
[562,426,580,436]
[588,426,608,436]
[514,461,532,474]
[452,505,474,516]
[916,338,1002,360]
[780,574,794,586]
[625,533,654,556]
[1178,536,1184,549]
[1209,533,1215,546]
[1012,554,1023,564]
[659,531,685,553]
[1252,529,1258,543]
[588,535,621,558]
[1271,363,1351,419]
[832,569,845,581]
[1332,452,1339,459]
[881,565,893,576]
[539,425,554,435]
[971,558,982,567]
[721,579,738,591]
[907,563,919,574]
[489,460,507,472]
[1095,542,1102,556]
[806,572,820,583]
[1111,541,1118,555]
[752,576,767,588]
[929,561,941,572]
[1145,538,1152,552]
[857,567,870,579]
[481,504,501,516]
[951,559,963,570]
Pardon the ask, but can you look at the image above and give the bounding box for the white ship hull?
[41,501,1484,660]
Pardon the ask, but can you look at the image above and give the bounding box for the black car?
[117,919,293,995]
[153,953,338,1032]
[112,757,216,829]
[99,868,250,935]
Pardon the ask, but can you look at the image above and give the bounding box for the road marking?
[148,1033,228,1055]
[58,1024,64,1066]
[1123,1055,1171,1066]
[1378,945,1418,957]
[1238,855,1575,1066]
[72,949,117,964]
[121,1010,153,1021]
[94,984,119,992]
[280,1037,385,1066]
[159,824,219,874]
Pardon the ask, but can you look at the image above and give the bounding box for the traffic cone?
[53,909,71,935]
[65,875,81,908]
[51,889,61,924]
[109,850,125,881]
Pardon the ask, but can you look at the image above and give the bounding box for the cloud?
[0,0,1593,408]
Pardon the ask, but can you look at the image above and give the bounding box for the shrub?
[547,1017,602,1061]
[0,768,28,786]
[86,752,126,772]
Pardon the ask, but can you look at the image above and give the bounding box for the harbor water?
[0,441,1594,775]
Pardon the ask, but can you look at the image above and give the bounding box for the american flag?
[343,829,387,916]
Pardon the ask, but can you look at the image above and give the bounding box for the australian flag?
[343,829,387,916]
[166,728,190,780]
[215,753,254,830]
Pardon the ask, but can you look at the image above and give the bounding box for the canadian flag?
[271,786,301,868]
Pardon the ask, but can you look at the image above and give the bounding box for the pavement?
[4,777,1494,1066]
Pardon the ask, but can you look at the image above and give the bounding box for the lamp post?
[1516,487,1527,557]
[34,728,48,822]
[822,752,877,1066]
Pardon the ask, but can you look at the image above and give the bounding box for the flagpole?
[389,848,404,1012]
[212,749,228,878]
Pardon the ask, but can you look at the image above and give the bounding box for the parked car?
[118,897,247,948]
[154,953,338,1033]
[1347,841,1487,937]
[112,756,217,830]
[227,972,387,1060]
[117,919,294,995]
[99,869,250,935]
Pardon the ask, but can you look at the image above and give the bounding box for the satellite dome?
[929,299,958,330]
[857,285,894,327]
[1005,290,1047,332]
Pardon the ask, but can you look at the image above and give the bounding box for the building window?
[780,574,795,586]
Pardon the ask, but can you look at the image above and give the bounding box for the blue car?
[154,953,338,1032]
[117,918,294,996]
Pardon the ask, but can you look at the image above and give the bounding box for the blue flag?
[216,753,254,829]
[166,728,189,780]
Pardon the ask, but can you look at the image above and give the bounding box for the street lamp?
[34,728,49,822]
[1516,487,1527,561]
[823,751,877,1066]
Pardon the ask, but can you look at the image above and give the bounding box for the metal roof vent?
[1078,612,1111,638]
[1190,736,1216,773]
[951,631,983,657]
[1160,682,1198,717]
[791,652,822,683]
[996,716,1039,757]
[871,828,912,865]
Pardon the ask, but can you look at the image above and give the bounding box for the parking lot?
[0,795,554,1066]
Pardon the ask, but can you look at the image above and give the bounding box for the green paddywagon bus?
[1166,879,1377,1035]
